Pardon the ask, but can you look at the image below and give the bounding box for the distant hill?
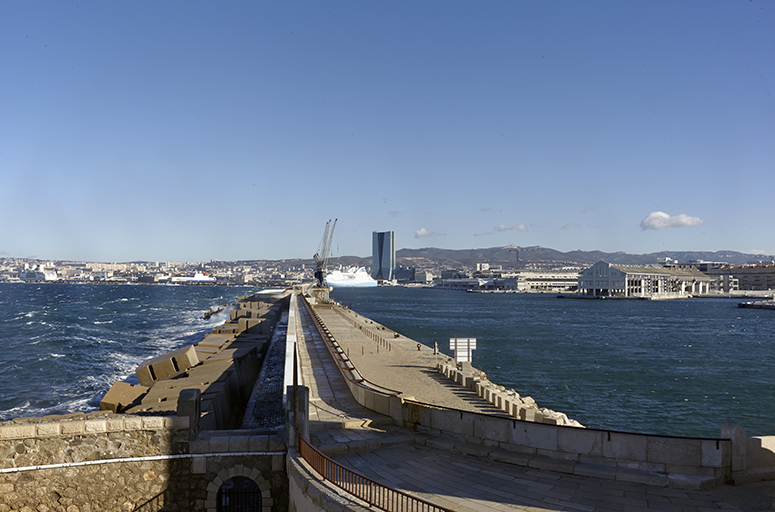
[238,246,771,271]
[392,246,772,269]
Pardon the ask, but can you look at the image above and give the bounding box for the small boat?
[737,299,775,309]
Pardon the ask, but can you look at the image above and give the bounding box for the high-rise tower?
[371,231,395,281]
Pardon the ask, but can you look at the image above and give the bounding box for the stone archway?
[206,466,272,512]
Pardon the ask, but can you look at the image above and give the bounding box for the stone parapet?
[0,412,188,442]
[400,400,732,490]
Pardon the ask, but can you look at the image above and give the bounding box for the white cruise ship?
[325,267,378,288]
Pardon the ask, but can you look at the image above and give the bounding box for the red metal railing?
[299,436,452,512]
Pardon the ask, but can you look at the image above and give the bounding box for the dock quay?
[2,287,775,511]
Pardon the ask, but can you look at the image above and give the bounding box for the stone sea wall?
[0,412,190,512]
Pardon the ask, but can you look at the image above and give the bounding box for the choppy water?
[2,283,772,439]
[0,282,259,421]
[331,287,775,439]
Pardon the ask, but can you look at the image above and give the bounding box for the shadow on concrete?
[416,366,504,413]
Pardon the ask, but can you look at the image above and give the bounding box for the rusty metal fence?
[299,436,453,512]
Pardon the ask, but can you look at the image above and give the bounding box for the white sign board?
[449,338,476,363]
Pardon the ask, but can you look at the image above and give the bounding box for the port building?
[371,230,395,281]
[578,261,711,298]
[707,264,775,291]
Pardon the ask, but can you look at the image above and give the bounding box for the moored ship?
[325,266,378,288]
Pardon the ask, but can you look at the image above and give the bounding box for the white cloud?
[494,224,527,232]
[415,228,446,238]
[640,211,705,231]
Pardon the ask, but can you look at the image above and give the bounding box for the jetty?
[2,286,775,511]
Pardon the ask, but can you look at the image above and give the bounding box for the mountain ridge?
[326,246,772,270]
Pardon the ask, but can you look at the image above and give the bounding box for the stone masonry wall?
[0,412,290,512]
[0,411,190,512]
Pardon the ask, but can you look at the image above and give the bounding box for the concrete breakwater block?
[100,382,150,413]
[136,344,200,386]
[202,346,261,402]
[238,317,272,334]
[211,324,239,335]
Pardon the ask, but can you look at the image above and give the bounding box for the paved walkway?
[295,295,775,512]
[311,303,503,413]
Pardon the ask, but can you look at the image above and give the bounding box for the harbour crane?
[313,218,337,287]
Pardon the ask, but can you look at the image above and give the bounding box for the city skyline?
[1,2,773,263]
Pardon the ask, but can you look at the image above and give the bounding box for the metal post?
[293,345,299,452]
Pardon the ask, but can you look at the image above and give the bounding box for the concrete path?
[311,303,504,413]
[295,296,775,512]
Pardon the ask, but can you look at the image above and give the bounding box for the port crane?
[313,218,337,287]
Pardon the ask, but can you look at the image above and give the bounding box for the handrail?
[331,303,394,348]
[299,436,453,512]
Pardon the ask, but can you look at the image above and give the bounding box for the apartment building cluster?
[0,258,315,287]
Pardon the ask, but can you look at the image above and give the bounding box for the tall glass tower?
[371,231,395,281]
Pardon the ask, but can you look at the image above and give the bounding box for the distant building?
[393,265,415,283]
[578,261,711,297]
[512,270,580,292]
[682,260,728,273]
[440,270,468,280]
[708,265,775,291]
[18,263,58,282]
[414,271,434,284]
[371,231,395,281]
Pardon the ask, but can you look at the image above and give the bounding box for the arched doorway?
[216,476,262,512]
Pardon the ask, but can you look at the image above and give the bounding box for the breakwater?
[298,294,775,491]
[0,290,291,512]
[0,283,262,421]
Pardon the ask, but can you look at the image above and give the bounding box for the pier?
[1,287,774,511]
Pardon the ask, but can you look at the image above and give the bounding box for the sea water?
[1,283,772,439]
[0,282,259,421]
[331,287,775,438]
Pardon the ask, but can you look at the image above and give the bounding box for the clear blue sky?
[1,1,773,262]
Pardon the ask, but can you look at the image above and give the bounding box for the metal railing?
[299,436,453,512]
[332,303,394,349]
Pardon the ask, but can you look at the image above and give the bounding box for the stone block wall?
[397,396,733,490]
[0,412,190,512]
[0,413,290,512]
